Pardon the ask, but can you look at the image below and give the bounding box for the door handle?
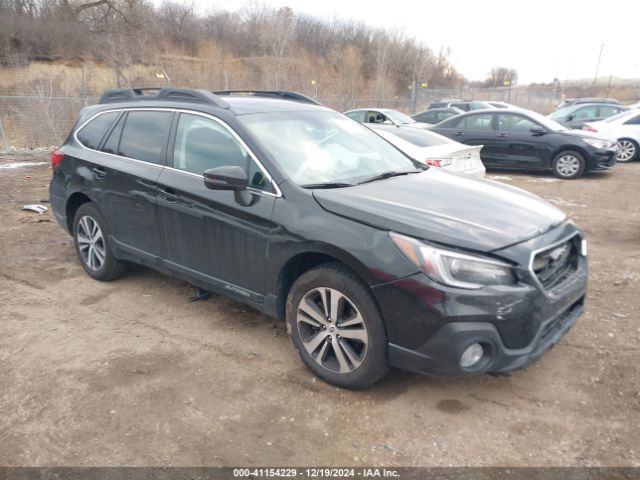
[454,131,464,136]
[496,133,508,138]
[161,187,180,203]
[91,166,107,178]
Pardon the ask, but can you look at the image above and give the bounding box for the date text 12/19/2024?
[233,468,401,478]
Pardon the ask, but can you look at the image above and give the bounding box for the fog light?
[460,343,484,368]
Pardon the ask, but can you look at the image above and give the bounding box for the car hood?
[312,169,566,252]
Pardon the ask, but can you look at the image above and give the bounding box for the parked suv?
[549,103,627,129]
[50,88,588,388]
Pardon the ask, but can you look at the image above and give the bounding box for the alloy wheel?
[77,215,106,271]
[616,140,637,162]
[296,287,368,374]
[556,154,581,177]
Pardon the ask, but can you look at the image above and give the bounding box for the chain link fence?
[0,95,97,151]
[0,87,562,151]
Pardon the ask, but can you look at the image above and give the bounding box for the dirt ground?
[0,152,638,467]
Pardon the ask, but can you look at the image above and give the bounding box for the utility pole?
[593,43,604,85]
[410,79,417,114]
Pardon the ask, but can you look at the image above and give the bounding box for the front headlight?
[582,138,608,149]
[390,232,516,289]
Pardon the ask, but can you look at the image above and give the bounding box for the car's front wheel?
[616,139,638,162]
[552,150,586,179]
[286,264,389,389]
[73,202,126,281]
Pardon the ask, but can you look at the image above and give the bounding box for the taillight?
[583,126,598,133]
[426,158,452,167]
[51,150,64,170]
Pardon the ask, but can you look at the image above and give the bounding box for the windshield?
[604,110,636,123]
[238,110,422,186]
[549,105,580,119]
[382,110,416,124]
[528,111,568,131]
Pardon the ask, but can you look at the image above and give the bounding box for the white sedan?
[370,124,486,177]
[583,109,640,162]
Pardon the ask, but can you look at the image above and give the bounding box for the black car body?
[412,107,463,124]
[431,108,617,178]
[50,88,588,388]
[548,103,627,129]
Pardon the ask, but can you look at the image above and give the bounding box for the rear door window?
[574,106,598,119]
[437,111,457,122]
[118,111,173,164]
[77,112,119,150]
[599,105,623,117]
[456,113,494,130]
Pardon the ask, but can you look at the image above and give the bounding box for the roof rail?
[98,87,230,109]
[212,90,323,106]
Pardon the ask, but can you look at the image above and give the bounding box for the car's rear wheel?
[286,264,388,389]
[552,150,586,179]
[616,139,638,162]
[73,203,126,281]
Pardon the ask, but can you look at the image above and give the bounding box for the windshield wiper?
[300,182,355,189]
[357,169,422,185]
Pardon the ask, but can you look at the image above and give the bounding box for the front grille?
[532,238,579,291]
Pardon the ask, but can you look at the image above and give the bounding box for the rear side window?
[498,114,537,131]
[599,105,622,117]
[413,111,436,123]
[77,112,119,150]
[345,111,366,122]
[118,111,173,164]
[101,114,125,155]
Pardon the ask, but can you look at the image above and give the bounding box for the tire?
[73,202,126,281]
[552,150,586,179]
[616,138,639,163]
[286,263,389,389]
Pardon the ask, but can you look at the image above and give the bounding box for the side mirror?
[566,114,574,121]
[530,126,547,135]
[203,165,248,191]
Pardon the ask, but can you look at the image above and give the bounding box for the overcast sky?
[176,0,639,84]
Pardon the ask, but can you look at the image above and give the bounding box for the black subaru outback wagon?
[50,88,588,388]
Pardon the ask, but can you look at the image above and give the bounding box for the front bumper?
[373,221,588,376]
[388,296,583,376]
[588,148,617,171]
